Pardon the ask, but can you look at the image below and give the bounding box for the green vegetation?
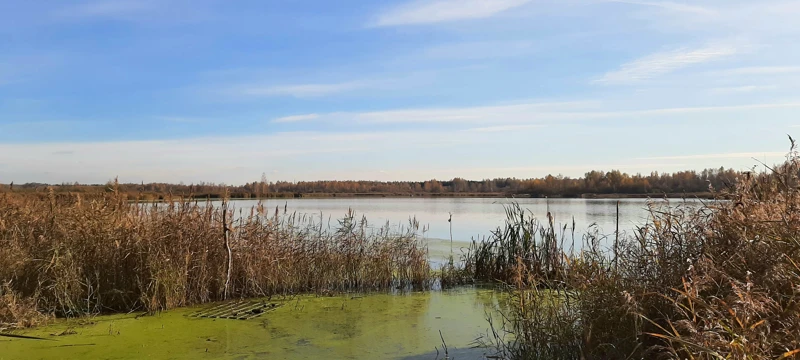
[1,290,502,359]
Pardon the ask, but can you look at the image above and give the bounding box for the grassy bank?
[465,146,800,359]
[0,186,430,329]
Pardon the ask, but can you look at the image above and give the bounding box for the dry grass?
[470,142,800,359]
[640,148,800,360]
[0,283,51,330]
[0,186,430,326]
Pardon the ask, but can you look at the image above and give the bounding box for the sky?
[1,0,800,184]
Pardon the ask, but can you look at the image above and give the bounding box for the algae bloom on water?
[1,288,503,360]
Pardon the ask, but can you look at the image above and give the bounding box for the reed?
[471,142,800,359]
[0,187,430,327]
[0,283,51,331]
[463,202,572,287]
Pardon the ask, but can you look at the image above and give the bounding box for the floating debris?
[0,332,55,341]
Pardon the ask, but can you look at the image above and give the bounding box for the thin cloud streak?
[372,0,531,27]
[716,66,800,76]
[441,162,690,174]
[710,85,778,94]
[155,116,210,123]
[421,40,536,60]
[605,0,717,16]
[638,152,786,160]
[235,81,367,98]
[273,101,800,125]
[462,124,545,132]
[274,114,320,123]
[595,45,738,84]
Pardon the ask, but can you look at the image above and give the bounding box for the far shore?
[123,191,716,202]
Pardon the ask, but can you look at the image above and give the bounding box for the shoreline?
[129,191,716,201]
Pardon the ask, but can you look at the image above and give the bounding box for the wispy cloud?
[421,40,536,60]
[274,101,800,125]
[716,66,800,76]
[349,101,588,124]
[462,124,545,132]
[273,114,320,123]
[155,116,211,123]
[595,45,738,84]
[372,0,531,27]
[232,81,367,98]
[639,152,786,160]
[606,1,717,16]
[710,85,778,94]
[436,162,690,175]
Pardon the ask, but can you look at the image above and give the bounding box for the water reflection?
[226,197,702,263]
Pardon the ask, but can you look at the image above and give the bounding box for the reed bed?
[463,202,572,287]
[0,187,430,327]
[3,145,798,360]
[470,144,800,359]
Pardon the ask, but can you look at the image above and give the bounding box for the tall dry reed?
[471,142,800,359]
[0,187,430,325]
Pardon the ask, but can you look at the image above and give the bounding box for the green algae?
[1,288,503,360]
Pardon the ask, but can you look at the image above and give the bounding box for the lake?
[226,197,703,264]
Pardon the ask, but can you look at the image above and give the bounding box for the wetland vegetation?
[0,185,429,325]
[460,144,800,359]
[2,145,799,359]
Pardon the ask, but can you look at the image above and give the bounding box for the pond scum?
[3,142,800,359]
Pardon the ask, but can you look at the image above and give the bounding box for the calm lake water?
[227,197,703,263]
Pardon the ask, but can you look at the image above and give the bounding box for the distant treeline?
[0,167,745,200]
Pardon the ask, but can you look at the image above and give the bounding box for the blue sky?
[1,0,799,184]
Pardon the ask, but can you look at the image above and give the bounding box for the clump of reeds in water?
[0,187,430,324]
[472,142,800,359]
[463,202,573,287]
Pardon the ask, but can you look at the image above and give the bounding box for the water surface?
[1,288,504,360]
[228,197,701,263]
